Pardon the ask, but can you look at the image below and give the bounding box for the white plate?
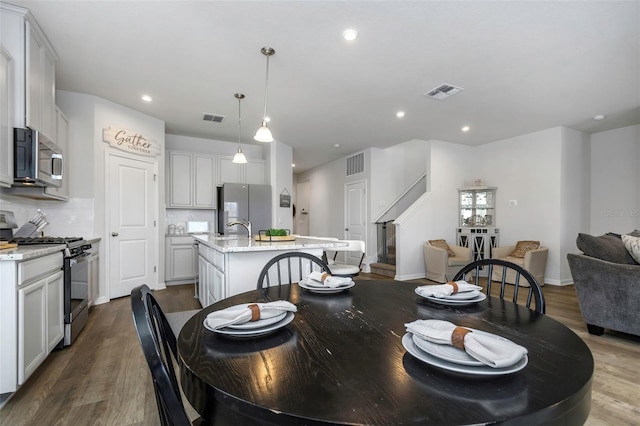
[226,311,287,330]
[206,312,295,338]
[298,278,355,293]
[440,289,481,301]
[402,333,528,376]
[418,290,487,306]
[412,329,507,366]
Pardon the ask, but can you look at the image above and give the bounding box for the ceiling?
[8,1,640,172]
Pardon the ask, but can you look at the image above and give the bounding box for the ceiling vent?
[203,113,225,123]
[424,83,464,100]
[346,152,365,176]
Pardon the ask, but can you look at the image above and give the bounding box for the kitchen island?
[194,235,346,306]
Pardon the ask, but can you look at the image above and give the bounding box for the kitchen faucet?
[227,219,252,237]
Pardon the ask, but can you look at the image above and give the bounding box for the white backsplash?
[0,194,95,238]
[165,209,215,234]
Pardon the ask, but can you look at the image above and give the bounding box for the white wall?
[269,140,294,232]
[560,127,590,283]
[165,134,265,159]
[394,140,473,280]
[57,91,166,304]
[473,127,564,284]
[589,124,640,235]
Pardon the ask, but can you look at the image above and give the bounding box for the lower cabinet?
[17,267,63,385]
[1,251,64,393]
[166,236,196,284]
[197,244,225,308]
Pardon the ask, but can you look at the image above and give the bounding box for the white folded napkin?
[307,271,353,288]
[415,280,482,298]
[405,319,528,368]
[204,301,297,330]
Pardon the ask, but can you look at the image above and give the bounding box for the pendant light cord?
[262,54,270,121]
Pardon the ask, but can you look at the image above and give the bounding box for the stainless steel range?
[12,236,92,347]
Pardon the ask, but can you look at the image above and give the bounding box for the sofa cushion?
[428,239,454,257]
[509,241,540,258]
[576,233,639,265]
[621,235,640,264]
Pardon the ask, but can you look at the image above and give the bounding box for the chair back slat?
[453,259,545,314]
[131,285,193,426]
[257,252,330,290]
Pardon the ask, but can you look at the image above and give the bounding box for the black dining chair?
[130,284,197,426]
[257,252,331,290]
[453,258,546,314]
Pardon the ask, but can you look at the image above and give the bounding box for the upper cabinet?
[0,45,14,188]
[217,156,265,186]
[458,187,497,227]
[167,151,216,209]
[43,107,69,200]
[1,3,58,141]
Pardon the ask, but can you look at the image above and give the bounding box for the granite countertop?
[0,245,65,261]
[193,234,347,253]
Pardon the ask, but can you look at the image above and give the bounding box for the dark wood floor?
[1,275,638,425]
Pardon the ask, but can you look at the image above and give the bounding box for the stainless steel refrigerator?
[217,183,272,236]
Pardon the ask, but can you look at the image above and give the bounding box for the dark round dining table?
[178,280,593,425]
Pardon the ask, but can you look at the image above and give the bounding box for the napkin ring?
[248,304,260,321]
[321,273,330,282]
[447,281,459,294]
[451,326,471,350]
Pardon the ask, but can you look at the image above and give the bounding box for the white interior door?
[344,180,367,265]
[108,154,157,299]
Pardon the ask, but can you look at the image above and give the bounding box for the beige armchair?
[492,244,548,286]
[423,240,473,283]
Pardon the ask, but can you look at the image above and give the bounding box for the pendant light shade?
[233,93,248,164]
[254,46,275,142]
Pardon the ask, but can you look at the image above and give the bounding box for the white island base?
[194,235,346,307]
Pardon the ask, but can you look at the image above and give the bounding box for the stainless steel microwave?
[14,128,63,187]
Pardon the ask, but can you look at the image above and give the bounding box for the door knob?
[111,232,119,237]
[345,228,349,231]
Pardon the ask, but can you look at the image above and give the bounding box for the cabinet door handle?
[111,232,119,237]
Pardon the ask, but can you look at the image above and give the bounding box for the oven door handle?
[69,252,91,266]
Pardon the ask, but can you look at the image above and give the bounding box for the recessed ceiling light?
[334,144,341,148]
[343,29,358,41]
[593,115,605,121]
[461,126,470,132]
[396,111,405,118]
[141,94,152,102]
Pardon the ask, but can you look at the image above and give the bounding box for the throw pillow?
[576,233,638,265]
[509,240,540,258]
[429,239,455,257]
[621,234,640,264]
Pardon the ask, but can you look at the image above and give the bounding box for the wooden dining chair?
[452,258,546,314]
[257,252,331,289]
[130,284,198,426]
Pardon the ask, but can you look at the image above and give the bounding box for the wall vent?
[203,113,225,123]
[346,152,365,176]
[424,83,464,100]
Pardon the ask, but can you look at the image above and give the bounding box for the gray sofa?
[567,231,640,336]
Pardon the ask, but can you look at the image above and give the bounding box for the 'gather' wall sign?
[103,128,160,156]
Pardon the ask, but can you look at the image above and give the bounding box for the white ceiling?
[9,0,640,172]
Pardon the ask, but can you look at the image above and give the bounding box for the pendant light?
[254,46,275,142]
[232,93,248,164]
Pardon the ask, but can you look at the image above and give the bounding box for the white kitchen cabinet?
[0,250,64,393]
[0,45,13,188]
[18,277,46,385]
[44,107,69,200]
[167,151,216,209]
[45,270,64,352]
[217,156,265,185]
[165,236,196,284]
[0,4,58,140]
[87,243,100,306]
[197,243,225,307]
